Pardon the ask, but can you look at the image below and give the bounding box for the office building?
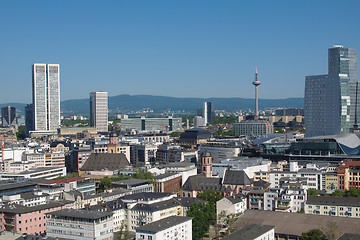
[136,216,192,240]
[25,104,34,136]
[1,106,16,127]
[31,64,60,132]
[47,209,114,240]
[233,120,273,137]
[90,92,108,132]
[305,46,358,137]
[204,102,214,125]
[121,116,182,133]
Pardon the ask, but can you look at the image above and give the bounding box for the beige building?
[305,196,360,218]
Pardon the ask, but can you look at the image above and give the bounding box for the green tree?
[344,188,360,197]
[54,172,79,180]
[98,177,112,192]
[331,189,344,197]
[187,202,211,240]
[307,189,318,196]
[131,169,154,179]
[197,190,223,224]
[301,229,326,240]
[170,131,183,137]
[16,125,26,140]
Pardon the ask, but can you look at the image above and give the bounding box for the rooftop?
[222,224,274,240]
[48,208,112,220]
[306,196,360,207]
[136,216,192,233]
[40,177,86,185]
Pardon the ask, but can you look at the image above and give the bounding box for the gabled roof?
[253,180,271,189]
[223,170,251,186]
[80,153,129,171]
[223,224,274,240]
[225,194,246,204]
[182,175,222,192]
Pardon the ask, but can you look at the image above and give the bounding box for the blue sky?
[1,0,360,103]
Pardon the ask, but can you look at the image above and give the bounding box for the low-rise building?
[112,179,154,194]
[216,194,247,217]
[305,196,360,218]
[222,224,275,240]
[136,216,192,240]
[0,167,66,181]
[47,209,113,240]
[154,173,182,194]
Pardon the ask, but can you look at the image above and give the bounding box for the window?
[140,235,144,239]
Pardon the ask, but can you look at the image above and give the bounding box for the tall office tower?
[90,92,108,133]
[25,104,34,136]
[305,46,358,137]
[1,106,16,127]
[32,64,60,131]
[203,102,214,125]
[252,68,261,117]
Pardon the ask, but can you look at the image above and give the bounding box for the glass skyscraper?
[305,46,358,137]
[32,64,60,132]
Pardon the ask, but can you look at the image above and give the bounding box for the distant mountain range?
[1,94,304,115]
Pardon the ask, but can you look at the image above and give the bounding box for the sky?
[1,0,360,103]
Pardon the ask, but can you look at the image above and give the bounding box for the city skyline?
[0,1,360,103]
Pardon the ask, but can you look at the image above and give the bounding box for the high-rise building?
[31,64,60,132]
[305,46,359,137]
[203,102,214,125]
[1,106,16,127]
[90,92,108,133]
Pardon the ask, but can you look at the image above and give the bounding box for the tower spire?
[252,67,261,117]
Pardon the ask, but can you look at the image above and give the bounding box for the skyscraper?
[31,64,60,132]
[90,92,108,133]
[203,102,214,125]
[1,106,16,127]
[305,46,358,137]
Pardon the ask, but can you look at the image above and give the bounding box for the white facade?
[0,167,66,180]
[90,92,108,132]
[32,63,60,131]
[136,216,192,240]
[268,172,297,188]
[47,210,113,240]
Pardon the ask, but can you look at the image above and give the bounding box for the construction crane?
[160,125,170,135]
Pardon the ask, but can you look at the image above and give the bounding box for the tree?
[170,131,183,137]
[131,169,154,179]
[301,229,326,240]
[187,202,211,240]
[197,190,224,224]
[16,125,26,140]
[322,221,342,240]
[344,188,360,197]
[98,177,112,192]
[307,189,318,196]
[331,189,344,197]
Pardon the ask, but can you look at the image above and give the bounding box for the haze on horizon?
[0,0,359,104]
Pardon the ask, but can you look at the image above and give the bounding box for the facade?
[121,116,182,133]
[47,209,113,240]
[90,92,108,133]
[216,194,247,217]
[305,46,358,137]
[136,216,192,240]
[275,108,304,116]
[1,106,16,127]
[0,167,66,180]
[25,104,34,136]
[233,120,273,137]
[0,201,64,235]
[32,63,60,132]
[193,116,205,128]
[305,196,360,218]
[203,102,215,125]
[154,173,182,194]
[338,160,360,190]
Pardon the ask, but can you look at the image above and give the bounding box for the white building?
[0,167,66,180]
[47,209,113,240]
[268,171,297,188]
[90,92,108,133]
[136,216,192,240]
[32,63,60,132]
[216,194,247,217]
